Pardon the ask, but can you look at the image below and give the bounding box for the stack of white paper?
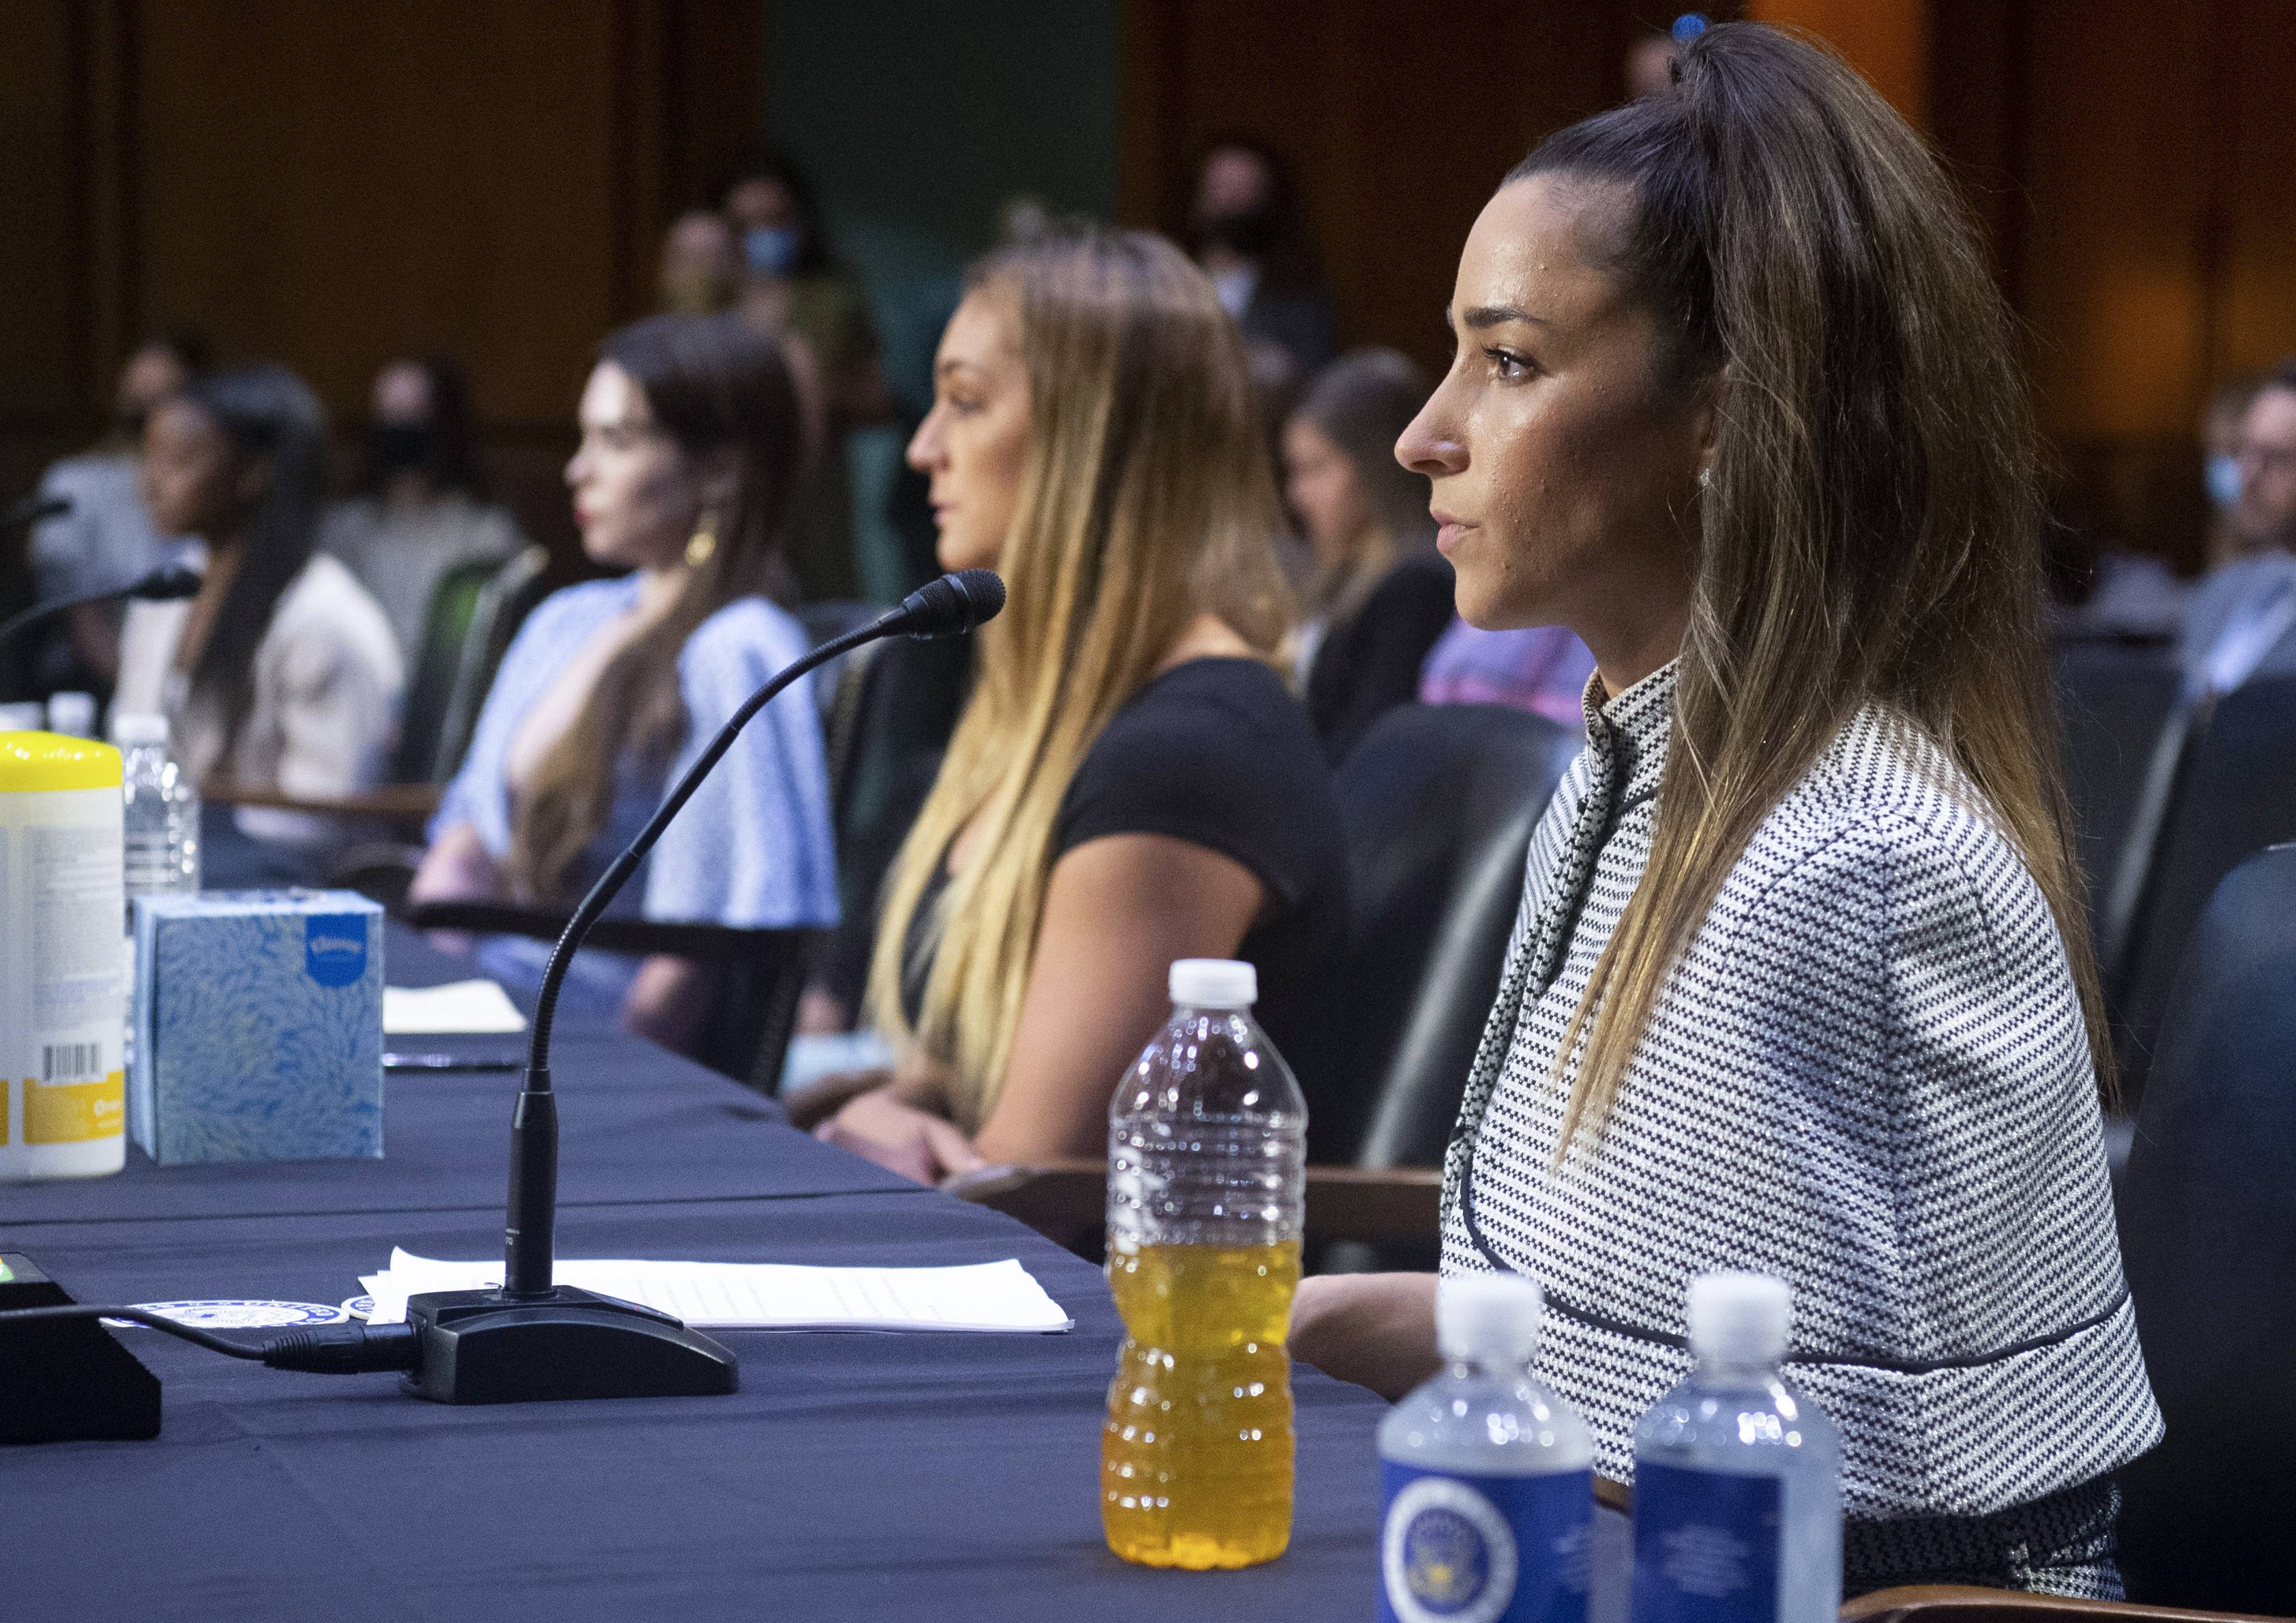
[382,981,528,1035]
[359,1248,1073,1333]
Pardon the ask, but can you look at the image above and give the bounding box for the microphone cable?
[0,1303,420,1374]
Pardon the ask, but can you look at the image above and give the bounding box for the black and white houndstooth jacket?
[1440,661,2163,1594]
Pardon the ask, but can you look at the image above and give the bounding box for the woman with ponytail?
[1290,24,2160,1597]
[412,314,837,1050]
[805,229,1348,1185]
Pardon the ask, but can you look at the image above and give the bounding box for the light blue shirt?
[2178,549,2296,698]
[432,575,838,1011]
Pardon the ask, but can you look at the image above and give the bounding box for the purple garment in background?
[1417,618,1597,728]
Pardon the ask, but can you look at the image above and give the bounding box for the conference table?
[1,924,1389,1620]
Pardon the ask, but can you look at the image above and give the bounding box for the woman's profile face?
[140,398,242,541]
[907,287,1032,574]
[1397,175,1706,644]
[564,362,707,573]
[1283,417,1373,564]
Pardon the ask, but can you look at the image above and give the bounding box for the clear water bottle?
[1630,1273,1842,1623]
[117,712,201,915]
[1103,958,1305,1570]
[1380,1272,1596,1623]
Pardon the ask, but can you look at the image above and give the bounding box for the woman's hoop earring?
[684,509,719,567]
[1697,466,1713,491]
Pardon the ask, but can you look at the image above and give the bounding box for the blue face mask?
[2207,453,2242,510]
[743,225,802,276]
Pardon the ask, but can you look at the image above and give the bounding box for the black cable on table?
[0,1304,420,1373]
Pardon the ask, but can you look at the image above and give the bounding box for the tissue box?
[130,891,383,1164]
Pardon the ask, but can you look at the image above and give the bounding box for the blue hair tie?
[1672,12,1709,42]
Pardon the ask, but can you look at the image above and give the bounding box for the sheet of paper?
[359,1248,1073,1334]
[383,980,527,1035]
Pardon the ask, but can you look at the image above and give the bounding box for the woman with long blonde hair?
[807,229,1348,1183]
[1290,23,2160,1598]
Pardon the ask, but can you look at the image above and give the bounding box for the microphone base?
[400,1286,738,1405]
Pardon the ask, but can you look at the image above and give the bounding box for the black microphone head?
[132,563,204,601]
[896,569,1006,639]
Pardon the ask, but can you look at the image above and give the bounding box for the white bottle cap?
[1436,1272,1543,1364]
[1168,958,1255,1009]
[1685,1271,1792,1364]
[112,712,169,747]
[46,692,97,737]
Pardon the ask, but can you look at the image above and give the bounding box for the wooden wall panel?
[0,0,763,584]
[1120,1,1636,377]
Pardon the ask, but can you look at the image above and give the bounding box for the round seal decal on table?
[1382,1476,1519,1623]
[104,1299,349,1330]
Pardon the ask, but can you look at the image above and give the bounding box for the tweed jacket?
[1440,661,2163,1590]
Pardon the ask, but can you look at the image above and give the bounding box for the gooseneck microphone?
[0,560,205,657]
[399,567,1005,1405]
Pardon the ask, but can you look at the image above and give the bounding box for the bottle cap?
[1168,958,1255,1009]
[1685,1271,1792,1364]
[112,712,169,747]
[1436,1272,1542,1364]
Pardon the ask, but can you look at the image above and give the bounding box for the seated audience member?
[321,358,522,665]
[658,210,740,315]
[1416,618,1597,728]
[1189,141,1338,390]
[126,365,401,846]
[411,315,837,1051]
[1283,349,1457,762]
[1289,25,2160,1596]
[807,230,1347,1184]
[724,151,893,602]
[2177,360,2296,695]
[2200,371,2263,571]
[29,332,207,691]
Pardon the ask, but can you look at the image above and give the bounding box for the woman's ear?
[1689,365,1729,480]
[693,445,742,517]
[233,453,275,509]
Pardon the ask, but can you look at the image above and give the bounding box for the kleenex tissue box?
[130,891,383,1164]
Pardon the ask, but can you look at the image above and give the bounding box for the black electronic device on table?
[0,569,1005,1419]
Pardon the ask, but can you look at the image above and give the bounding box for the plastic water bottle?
[1380,1272,1595,1623]
[1630,1273,1842,1623]
[46,692,98,738]
[117,713,200,915]
[1103,958,1305,1569]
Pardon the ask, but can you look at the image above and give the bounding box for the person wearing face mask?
[122,365,403,849]
[410,314,837,1053]
[794,229,1348,1187]
[723,152,895,604]
[27,331,210,693]
[2176,360,2296,696]
[1189,141,1338,390]
[319,358,523,666]
[1288,25,2157,1596]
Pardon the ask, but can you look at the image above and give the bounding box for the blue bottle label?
[1629,1462,1780,1623]
[1380,1462,1591,1623]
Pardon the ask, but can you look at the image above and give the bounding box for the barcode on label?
[42,1042,102,1081]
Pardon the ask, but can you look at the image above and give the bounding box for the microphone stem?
[501,607,906,1297]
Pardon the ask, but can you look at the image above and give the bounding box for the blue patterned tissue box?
[130,891,383,1164]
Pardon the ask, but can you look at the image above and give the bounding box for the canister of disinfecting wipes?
[0,730,128,1180]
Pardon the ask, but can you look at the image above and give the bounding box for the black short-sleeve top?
[899,657,1348,1093]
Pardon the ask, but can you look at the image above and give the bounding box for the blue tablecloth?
[0,923,1388,1620]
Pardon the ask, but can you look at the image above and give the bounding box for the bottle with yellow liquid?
[1103,958,1305,1570]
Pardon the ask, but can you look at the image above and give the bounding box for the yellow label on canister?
[25,1072,126,1143]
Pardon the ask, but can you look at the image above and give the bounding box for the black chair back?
[2115,843,2296,1612]
[2052,640,2181,960]
[394,556,505,784]
[2115,674,2296,1095]
[426,546,551,786]
[1320,702,1578,1168]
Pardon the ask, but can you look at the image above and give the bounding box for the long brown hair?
[510,314,804,900]
[1288,347,1435,626]
[864,229,1290,1128]
[1515,23,2112,1150]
